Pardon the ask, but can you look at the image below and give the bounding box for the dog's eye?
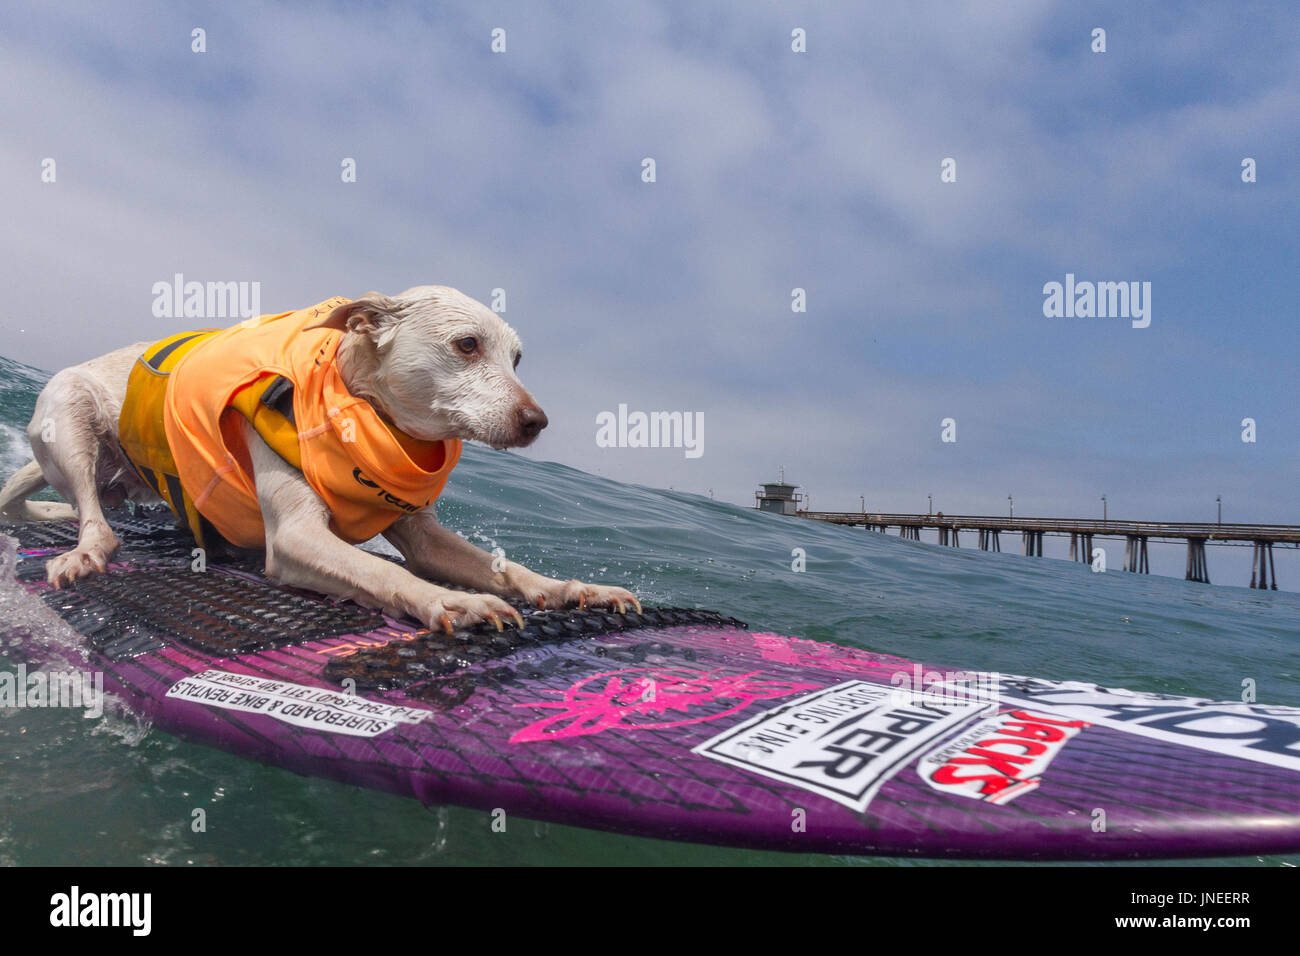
[513,352,521,369]
[456,337,478,355]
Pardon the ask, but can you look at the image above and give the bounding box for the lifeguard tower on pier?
[755,468,803,515]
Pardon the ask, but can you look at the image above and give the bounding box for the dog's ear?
[306,294,404,340]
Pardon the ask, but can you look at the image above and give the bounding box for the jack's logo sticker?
[918,708,1090,804]
[987,675,1300,773]
[693,681,994,813]
[509,668,819,744]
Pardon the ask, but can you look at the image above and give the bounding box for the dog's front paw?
[421,590,524,635]
[45,545,113,588]
[536,580,642,614]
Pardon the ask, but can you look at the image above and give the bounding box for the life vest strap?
[119,330,223,547]
[228,375,303,470]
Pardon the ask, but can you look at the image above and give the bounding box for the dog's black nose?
[518,406,548,440]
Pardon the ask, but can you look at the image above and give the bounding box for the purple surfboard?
[4,512,1299,860]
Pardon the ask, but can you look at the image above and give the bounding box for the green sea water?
[1,355,1297,866]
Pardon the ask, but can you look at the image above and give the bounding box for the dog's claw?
[439,613,455,635]
[578,594,587,610]
[536,596,546,610]
[511,609,524,628]
[630,597,642,614]
[490,614,503,632]
[614,598,627,614]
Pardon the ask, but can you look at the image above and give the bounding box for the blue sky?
[1,0,1296,560]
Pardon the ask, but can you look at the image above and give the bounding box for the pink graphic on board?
[752,632,910,677]
[510,667,820,744]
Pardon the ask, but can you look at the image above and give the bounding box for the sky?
[1,2,1296,586]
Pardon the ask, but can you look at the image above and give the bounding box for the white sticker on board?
[693,681,994,813]
[167,669,430,738]
[985,674,1300,773]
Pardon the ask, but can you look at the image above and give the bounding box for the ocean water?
[0,354,1296,867]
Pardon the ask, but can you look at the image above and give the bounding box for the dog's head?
[324,286,547,449]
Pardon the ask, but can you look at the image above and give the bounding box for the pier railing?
[795,511,1298,588]
[800,512,1300,543]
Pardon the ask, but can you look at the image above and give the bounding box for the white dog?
[0,286,640,632]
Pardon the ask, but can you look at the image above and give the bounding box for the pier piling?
[1251,540,1278,590]
[1070,532,1094,563]
[1185,538,1210,583]
[1123,535,1149,573]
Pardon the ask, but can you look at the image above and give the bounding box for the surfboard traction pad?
[4,508,1300,860]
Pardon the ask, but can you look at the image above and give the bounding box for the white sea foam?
[88,704,152,748]
[0,422,30,477]
[0,534,90,667]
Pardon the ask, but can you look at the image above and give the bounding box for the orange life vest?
[117,297,461,548]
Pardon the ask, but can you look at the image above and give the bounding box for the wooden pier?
[797,511,1299,589]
